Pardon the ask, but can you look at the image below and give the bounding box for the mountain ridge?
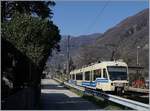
[47,8,149,79]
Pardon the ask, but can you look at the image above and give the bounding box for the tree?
[1,1,60,108]
[1,1,55,22]
[2,13,61,71]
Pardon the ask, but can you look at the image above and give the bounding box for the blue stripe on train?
[96,80,108,83]
[96,78,109,83]
[68,80,76,84]
[82,82,96,87]
[81,78,109,87]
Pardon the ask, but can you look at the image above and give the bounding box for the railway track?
[54,78,149,111]
[95,88,149,105]
[106,90,149,104]
[122,91,149,104]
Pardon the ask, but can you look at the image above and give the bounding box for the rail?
[85,88,149,111]
[128,87,149,93]
[54,78,150,111]
[53,78,63,83]
[64,82,85,92]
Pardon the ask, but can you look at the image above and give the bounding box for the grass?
[67,86,131,110]
[55,77,131,110]
[82,94,128,110]
[66,86,83,97]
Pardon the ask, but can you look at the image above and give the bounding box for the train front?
[106,61,129,94]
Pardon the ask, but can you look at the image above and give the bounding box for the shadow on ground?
[40,93,100,110]
[41,84,64,90]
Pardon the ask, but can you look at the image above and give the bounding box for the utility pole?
[136,46,140,81]
[67,35,70,81]
[137,46,140,66]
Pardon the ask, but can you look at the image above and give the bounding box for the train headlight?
[111,83,113,86]
[125,83,129,86]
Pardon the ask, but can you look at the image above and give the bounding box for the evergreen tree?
[1,1,55,22]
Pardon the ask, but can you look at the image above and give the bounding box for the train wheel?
[122,89,125,94]
[115,87,124,96]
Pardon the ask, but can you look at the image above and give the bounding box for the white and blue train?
[69,61,129,93]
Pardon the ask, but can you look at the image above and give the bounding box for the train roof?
[70,61,127,74]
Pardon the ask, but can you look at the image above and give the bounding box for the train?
[69,60,129,94]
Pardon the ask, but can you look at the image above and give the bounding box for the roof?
[70,61,128,74]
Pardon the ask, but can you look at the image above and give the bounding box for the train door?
[95,68,109,91]
[93,69,101,81]
[85,71,90,81]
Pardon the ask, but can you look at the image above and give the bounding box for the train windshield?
[107,66,127,80]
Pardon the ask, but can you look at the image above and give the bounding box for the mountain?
[75,8,149,78]
[62,33,101,55]
[98,8,149,66]
[46,33,102,70]
[47,8,149,79]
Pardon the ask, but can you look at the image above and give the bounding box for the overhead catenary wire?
[66,1,109,75]
[85,0,109,34]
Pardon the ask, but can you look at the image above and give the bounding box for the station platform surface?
[40,79,101,110]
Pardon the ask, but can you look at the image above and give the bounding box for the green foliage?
[2,13,61,68]
[1,1,55,21]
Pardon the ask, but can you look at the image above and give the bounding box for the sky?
[52,0,149,36]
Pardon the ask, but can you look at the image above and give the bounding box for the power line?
[85,1,109,34]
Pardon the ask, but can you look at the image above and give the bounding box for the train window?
[76,73,82,80]
[72,74,75,80]
[93,69,101,80]
[90,72,93,81]
[70,75,72,79]
[103,69,107,78]
[107,66,127,80]
[85,71,90,81]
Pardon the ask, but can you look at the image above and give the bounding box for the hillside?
[47,8,149,78]
[75,8,149,77]
[46,33,102,70]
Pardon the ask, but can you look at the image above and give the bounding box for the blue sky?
[52,0,149,36]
